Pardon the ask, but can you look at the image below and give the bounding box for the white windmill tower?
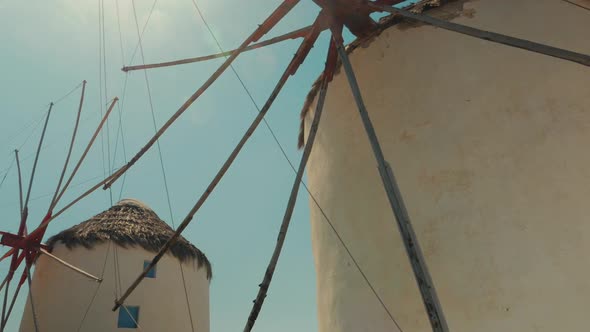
[19,198,211,331]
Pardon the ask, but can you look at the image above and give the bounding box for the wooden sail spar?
[244,36,339,332]
[0,86,120,329]
[122,25,319,72]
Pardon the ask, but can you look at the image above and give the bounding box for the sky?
[0,0,359,331]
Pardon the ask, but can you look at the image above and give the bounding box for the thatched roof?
[47,198,212,280]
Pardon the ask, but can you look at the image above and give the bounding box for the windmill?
[1,0,589,331]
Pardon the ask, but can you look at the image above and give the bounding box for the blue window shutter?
[118,306,139,328]
[144,260,156,278]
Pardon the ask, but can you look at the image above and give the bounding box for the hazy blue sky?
[0,0,359,330]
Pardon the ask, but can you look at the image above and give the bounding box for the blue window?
[143,260,156,278]
[118,306,139,328]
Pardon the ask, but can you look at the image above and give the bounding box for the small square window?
[118,306,139,328]
[143,260,156,278]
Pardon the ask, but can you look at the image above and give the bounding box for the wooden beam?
[122,26,316,72]
[39,249,102,282]
[369,2,590,67]
[27,98,119,242]
[243,38,337,332]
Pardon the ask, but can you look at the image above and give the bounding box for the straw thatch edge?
[46,200,213,280]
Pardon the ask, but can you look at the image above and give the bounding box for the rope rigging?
[51,98,119,211]
[110,7,131,315]
[111,0,131,203]
[113,102,128,202]
[187,0,311,195]
[112,0,306,311]
[329,14,451,330]
[0,170,120,210]
[98,0,107,206]
[98,0,114,206]
[76,240,112,332]
[0,150,24,331]
[5,103,106,172]
[129,0,196,329]
[0,80,125,329]
[0,158,15,194]
[112,8,407,328]
[0,81,83,158]
[76,11,589,310]
[128,0,159,67]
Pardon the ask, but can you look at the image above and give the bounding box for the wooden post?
[29,98,119,241]
[53,97,117,207]
[49,80,87,211]
[122,25,317,72]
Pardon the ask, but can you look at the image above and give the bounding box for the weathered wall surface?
[19,242,209,331]
[302,0,590,331]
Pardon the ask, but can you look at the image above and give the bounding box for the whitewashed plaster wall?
[20,242,210,331]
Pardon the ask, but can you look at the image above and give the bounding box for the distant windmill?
[20,199,211,331]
